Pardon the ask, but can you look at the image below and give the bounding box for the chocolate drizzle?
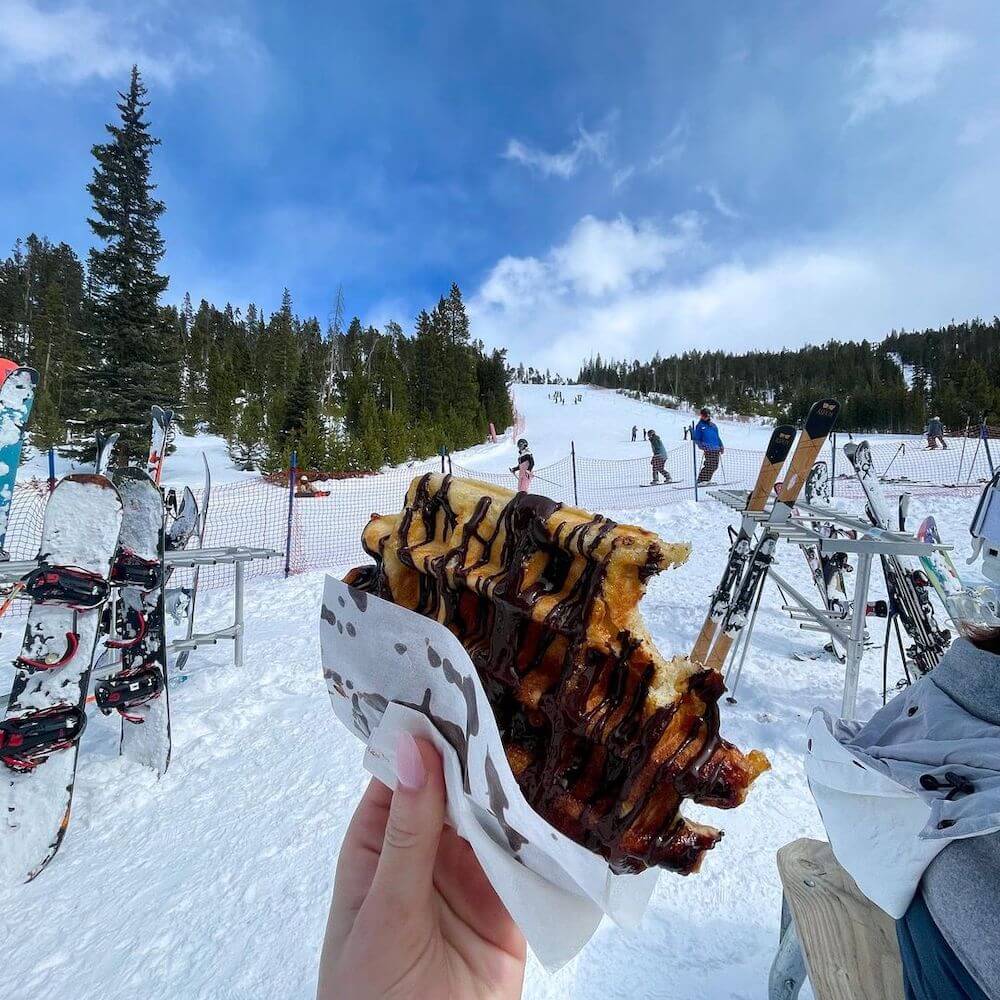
[348,473,768,874]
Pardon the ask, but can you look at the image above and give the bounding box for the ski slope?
[0,384,986,1000]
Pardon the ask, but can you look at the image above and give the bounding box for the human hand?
[318,734,527,1000]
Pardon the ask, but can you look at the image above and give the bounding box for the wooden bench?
[768,838,904,1000]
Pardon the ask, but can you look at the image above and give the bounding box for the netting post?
[571,441,579,506]
[692,426,700,502]
[284,449,297,578]
[439,445,446,474]
[830,432,837,497]
[984,422,995,475]
[47,447,56,493]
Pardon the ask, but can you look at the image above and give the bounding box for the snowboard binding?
[111,550,161,590]
[23,564,112,610]
[0,705,88,771]
[94,667,163,717]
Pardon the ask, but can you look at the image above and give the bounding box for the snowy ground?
[0,384,984,1000]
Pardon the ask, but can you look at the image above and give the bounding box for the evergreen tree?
[78,65,174,459]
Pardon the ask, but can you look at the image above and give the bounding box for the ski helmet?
[516,438,528,450]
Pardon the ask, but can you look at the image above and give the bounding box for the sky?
[1,1,999,375]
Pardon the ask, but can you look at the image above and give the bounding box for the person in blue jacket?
[692,407,724,483]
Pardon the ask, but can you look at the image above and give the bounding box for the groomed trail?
[0,385,982,1000]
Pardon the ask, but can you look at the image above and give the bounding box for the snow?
[17,425,254,489]
[0,383,987,999]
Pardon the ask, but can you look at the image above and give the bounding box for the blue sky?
[1,1,998,373]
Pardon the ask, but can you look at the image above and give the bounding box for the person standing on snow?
[926,415,947,450]
[631,425,638,442]
[647,429,671,484]
[510,438,534,493]
[693,407,724,483]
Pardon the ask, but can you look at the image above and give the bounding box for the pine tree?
[78,65,174,460]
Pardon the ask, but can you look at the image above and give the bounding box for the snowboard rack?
[23,564,111,610]
[94,667,163,716]
[111,550,162,590]
[0,705,88,771]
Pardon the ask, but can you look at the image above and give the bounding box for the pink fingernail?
[395,732,427,790]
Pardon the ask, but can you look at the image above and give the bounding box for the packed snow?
[0,384,986,1000]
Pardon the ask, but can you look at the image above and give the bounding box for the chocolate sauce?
[351,474,755,874]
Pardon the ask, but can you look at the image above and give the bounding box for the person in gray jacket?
[926,414,947,450]
[828,632,1000,999]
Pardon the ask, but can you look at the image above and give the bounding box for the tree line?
[579,320,1000,433]
[0,67,513,473]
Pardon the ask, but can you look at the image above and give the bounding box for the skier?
[693,407,724,483]
[631,425,637,442]
[647,429,671,484]
[926,415,947,450]
[642,428,647,441]
[510,438,534,492]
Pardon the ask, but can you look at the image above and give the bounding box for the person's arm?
[318,735,526,1000]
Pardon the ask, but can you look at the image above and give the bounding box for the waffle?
[346,473,769,874]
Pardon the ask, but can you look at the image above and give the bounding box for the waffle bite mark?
[349,473,768,874]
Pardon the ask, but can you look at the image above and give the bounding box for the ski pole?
[725,569,767,704]
[881,442,904,482]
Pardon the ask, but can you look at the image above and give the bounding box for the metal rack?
[708,489,952,719]
[0,546,281,674]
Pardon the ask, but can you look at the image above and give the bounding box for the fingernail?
[395,732,427,790]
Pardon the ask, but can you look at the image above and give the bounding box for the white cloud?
[0,0,262,86]
[648,116,689,169]
[468,170,1000,375]
[847,28,967,123]
[476,215,700,317]
[697,183,740,220]
[503,125,610,179]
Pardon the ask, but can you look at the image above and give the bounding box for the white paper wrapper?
[320,575,659,970]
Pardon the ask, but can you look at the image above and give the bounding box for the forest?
[579,319,1000,433]
[0,67,513,474]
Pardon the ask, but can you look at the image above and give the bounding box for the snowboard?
[0,364,39,557]
[0,474,123,881]
[916,516,998,627]
[146,405,174,485]
[172,454,211,678]
[843,440,950,674]
[95,430,120,476]
[703,399,840,672]
[95,469,171,775]
[690,422,797,665]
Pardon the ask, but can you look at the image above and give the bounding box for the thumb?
[371,733,446,904]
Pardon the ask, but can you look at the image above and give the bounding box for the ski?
[801,461,851,616]
[95,430,119,476]
[0,363,39,558]
[95,469,171,775]
[146,405,174,485]
[843,440,950,674]
[703,399,840,672]
[173,454,211,678]
[690,423,797,664]
[0,474,122,881]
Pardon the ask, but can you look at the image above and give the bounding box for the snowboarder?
[510,438,534,492]
[631,425,637,442]
[693,408,724,483]
[926,415,947,450]
[647,429,671,484]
